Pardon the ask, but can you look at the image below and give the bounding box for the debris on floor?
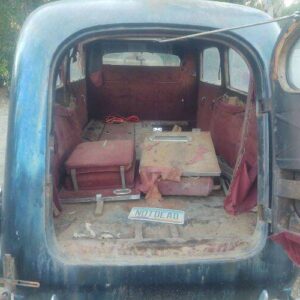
[55,195,258,260]
[73,222,121,240]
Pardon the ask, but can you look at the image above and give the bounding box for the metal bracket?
[113,166,131,195]
[258,204,272,224]
[61,193,141,204]
[0,254,40,297]
[149,135,192,142]
[70,169,79,192]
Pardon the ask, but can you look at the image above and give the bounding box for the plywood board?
[134,121,189,160]
[140,131,221,177]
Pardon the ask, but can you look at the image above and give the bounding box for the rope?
[104,115,140,124]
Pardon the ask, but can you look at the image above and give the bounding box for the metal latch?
[257,204,272,224]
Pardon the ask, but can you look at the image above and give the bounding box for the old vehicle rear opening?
[2,0,299,298]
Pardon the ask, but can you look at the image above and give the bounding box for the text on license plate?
[128,207,185,225]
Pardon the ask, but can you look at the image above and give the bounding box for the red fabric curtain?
[271,231,300,266]
[224,158,257,215]
[224,79,258,215]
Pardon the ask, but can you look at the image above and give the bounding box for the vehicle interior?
[51,36,262,263]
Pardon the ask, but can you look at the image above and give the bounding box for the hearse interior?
[50,36,296,263]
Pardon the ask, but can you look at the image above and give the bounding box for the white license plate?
[128,207,185,225]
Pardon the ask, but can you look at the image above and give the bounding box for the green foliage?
[282,0,300,15]
[0,0,55,85]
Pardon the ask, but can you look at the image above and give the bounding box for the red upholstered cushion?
[64,162,136,190]
[53,104,82,166]
[65,139,134,174]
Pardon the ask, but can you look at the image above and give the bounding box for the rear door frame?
[270,17,300,266]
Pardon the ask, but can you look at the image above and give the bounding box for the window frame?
[273,26,300,94]
[101,51,181,67]
[286,37,300,91]
[225,48,250,95]
[200,47,222,86]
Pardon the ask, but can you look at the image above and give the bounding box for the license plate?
[128,207,185,225]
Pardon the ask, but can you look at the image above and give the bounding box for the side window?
[287,38,300,89]
[201,47,221,85]
[228,49,250,92]
[69,48,85,82]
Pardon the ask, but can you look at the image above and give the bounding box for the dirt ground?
[0,88,8,187]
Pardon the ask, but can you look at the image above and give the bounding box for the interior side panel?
[87,57,197,121]
[69,79,88,128]
[196,82,225,131]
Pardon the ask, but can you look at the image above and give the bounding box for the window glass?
[102,52,180,67]
[69,50,85,82]
[287,38,300,89]
[201,48,221,85]
[228,49,250,92]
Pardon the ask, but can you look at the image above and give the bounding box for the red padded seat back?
[52,104,83,210]
[74,95,88,129]
[210,102,245,168]
[53,104,82,166]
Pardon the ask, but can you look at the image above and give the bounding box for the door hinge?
[0,254,40,299]
[259,99,272,113]
[258,204,272,224]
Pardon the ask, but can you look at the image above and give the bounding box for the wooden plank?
[140,131,221,177]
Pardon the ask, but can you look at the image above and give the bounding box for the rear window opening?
[103,52,181,66]
[50,35,263,263]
